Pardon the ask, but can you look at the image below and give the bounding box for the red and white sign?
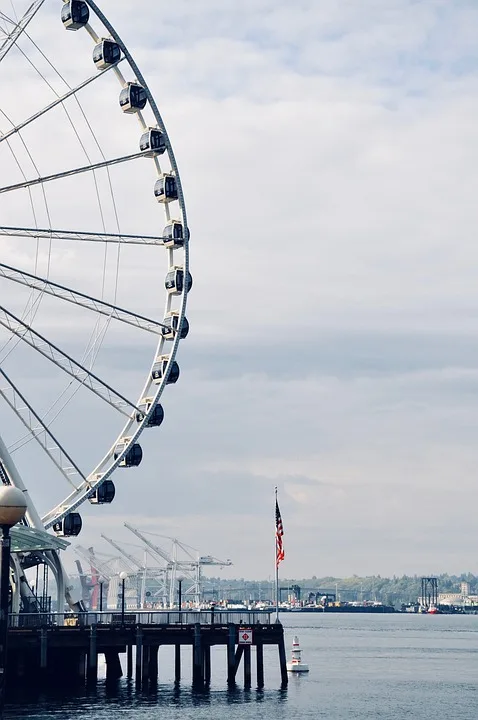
[238,628,253,644]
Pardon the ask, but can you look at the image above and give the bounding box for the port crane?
[124,523,232,606]
[101,534,168,607]
[75,545,136,610]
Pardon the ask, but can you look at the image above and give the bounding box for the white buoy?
[286,635,309,673]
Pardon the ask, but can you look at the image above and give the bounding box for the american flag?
[275,498,284,567]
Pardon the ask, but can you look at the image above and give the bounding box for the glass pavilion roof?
[10,525,70,553]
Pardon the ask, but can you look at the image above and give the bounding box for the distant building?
[438,593,463,605]
[438,591,478,607]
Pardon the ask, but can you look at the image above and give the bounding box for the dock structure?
[7,610,288,689]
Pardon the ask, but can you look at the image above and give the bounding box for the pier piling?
[203,644,211,685]
[256,642,264,688]
[141,644,150,685]
[174,643,181,683]
[148,645,158,684]
[227,623,236,685]
[126,643,133,679]
[278,634,288,686]
[135,627,143,687]
[192,623,204,685]
[39,627,48,679]
[105,650,122,681]
[87,625,97,684]
[243,645,251,687]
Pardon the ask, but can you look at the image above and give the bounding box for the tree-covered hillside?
[204,573,478,607]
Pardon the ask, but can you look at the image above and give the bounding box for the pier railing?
[9,609,272,628]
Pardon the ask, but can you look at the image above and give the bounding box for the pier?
[7,610,288,689]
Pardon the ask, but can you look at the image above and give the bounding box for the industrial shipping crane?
[75,529,233,609]
[124,522,179,605]
[75,545,135,610]
[124,523,232,606]
[101,534,168,607]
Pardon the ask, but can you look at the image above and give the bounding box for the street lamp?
[119,571,127,625]
[0,486,27,715]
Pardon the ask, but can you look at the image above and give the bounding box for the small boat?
[286,635,309,673]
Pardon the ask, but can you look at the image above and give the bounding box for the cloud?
[1,0,478,579]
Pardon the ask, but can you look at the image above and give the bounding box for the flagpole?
[275,486,279,623]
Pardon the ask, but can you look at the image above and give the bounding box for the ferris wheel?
[0,0,191,559]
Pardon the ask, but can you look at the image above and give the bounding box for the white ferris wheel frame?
[0,0,191,533]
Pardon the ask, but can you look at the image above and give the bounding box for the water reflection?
[6,670,290,720]
[7,677,287,713]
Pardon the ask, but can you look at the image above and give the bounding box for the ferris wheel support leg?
[10,555,21,619]
[0,436,83,612]
[44,550,83,615]
[0,434,43,529]
[19,572,38,612]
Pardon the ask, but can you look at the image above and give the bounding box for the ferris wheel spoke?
[0,225,166,246]
[0,60,124,145]
[0,305,140,416]
[0,0,44,64]
[0,263,168,334]
[0,151,146,194]
[0,368,85,490]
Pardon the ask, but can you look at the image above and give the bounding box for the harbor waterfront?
[5,610,287,688]
[5,612,477,720]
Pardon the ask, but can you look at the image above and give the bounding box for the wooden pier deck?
[7,610,288,689]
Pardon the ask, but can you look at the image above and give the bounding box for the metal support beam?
[0,225,165,246]
[0,152,145,195]
[233,645,244,677]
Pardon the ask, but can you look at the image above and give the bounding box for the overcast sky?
[2,0,478,581]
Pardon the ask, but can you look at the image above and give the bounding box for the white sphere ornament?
[0,486,27,527]
[119,571,128,581]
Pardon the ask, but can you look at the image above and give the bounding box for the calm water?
[6,613,477,719]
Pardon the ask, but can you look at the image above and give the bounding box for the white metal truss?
[0,226,166,246]
[101,534,146,571]
[0,152,146,195]
[0,0,44,65]
[0,367,86,489]
[0,305,139,416]
[0,263,167,334]
[0,60,124,145]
